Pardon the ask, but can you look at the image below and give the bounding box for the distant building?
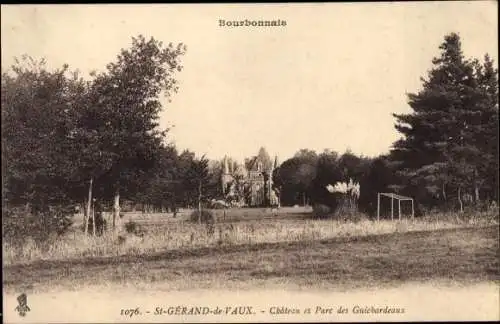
[222,148,280,207]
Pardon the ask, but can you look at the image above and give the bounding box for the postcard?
[2,2,498,323]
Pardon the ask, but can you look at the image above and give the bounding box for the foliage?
[83,35,186,202]
[337,150,367,180]
[2,35,187,238]
[132,144,180,210]
[2,205,73,244]
[309,150,342,209]
[206,159,225,200]
[2,57,86,237]
[275,148,374,212]
[272,149,319,206]
[358,156,395,216]
[391,33,499,212]
[176,152,210,207]
[293,149,318,164]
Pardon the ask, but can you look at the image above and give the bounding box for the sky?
[1,2,498,163]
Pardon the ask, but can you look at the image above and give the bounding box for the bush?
[124,220,137,233]
[189,209,215,224]
[2,205,73,244]
[312,204,332,219]
[124,220,145,237]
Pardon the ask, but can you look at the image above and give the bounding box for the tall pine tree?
[391,33,498,212]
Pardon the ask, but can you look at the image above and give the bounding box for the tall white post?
[391,196,394,221]
[377,193,380,221]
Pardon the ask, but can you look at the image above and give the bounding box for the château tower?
[221,149,280,207]
[221,156,233,195]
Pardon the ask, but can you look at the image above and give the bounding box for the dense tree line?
[272,149,375,212]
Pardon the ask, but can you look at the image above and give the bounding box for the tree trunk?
[85,177,93,235]
[458,187,463,213]
[474,185,480,204]
[80,201,86,222]
[82,201,88,233]
[198,180,202,225]
[92,199,96,236]
[113,187,120,231]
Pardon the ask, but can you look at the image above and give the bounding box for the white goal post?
[377,192,414,221]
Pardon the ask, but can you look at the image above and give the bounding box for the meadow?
[3,206,499,294]
[4,206,497,266]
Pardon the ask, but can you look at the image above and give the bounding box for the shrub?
[125,220,137,233]
[2,205,73,244]
[124,220,145,237]
[312,204,332,219]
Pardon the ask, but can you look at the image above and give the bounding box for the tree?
[193,157,209,224]
[176,150,196,207]
[273,155,317,206]
[337,150,369,181]
[293,149,318,165]
[471,54,499,202]
[2,35,188,238]
[132,144,180,213]
[205,159,225,201]
[358,156,394,216]
[309,150,343,210]
[2,57,88,239]
[391,32,498,212]
[83,35,186,229]
[182,154,209,223]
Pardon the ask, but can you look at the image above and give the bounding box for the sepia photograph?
[1,2,499,323]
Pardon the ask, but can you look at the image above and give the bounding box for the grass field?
[3,207,499,294]
[4,207,496,266]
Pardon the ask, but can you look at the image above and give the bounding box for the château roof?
[246,156,261,172]
[224,149,279,174]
